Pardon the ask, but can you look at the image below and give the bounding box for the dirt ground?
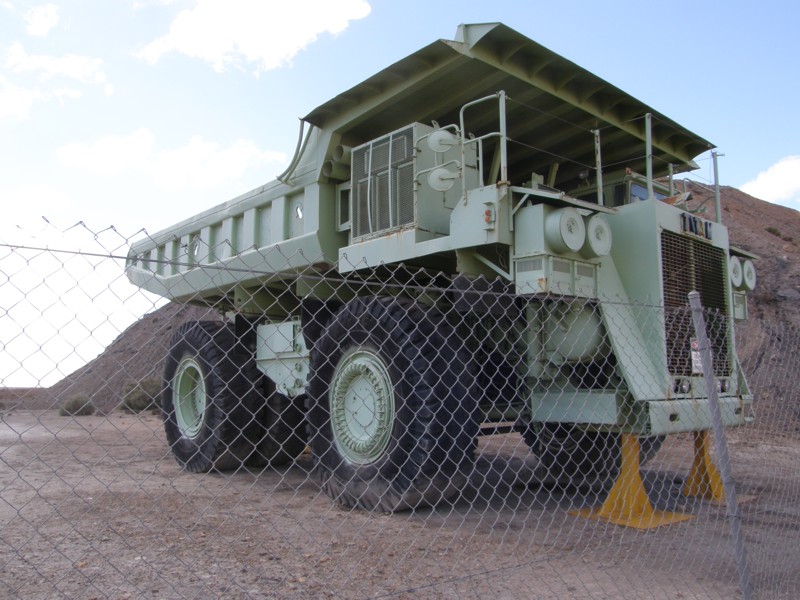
[1,410,798,600]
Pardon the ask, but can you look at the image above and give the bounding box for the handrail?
[459,91,508,199]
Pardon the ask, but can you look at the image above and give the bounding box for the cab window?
[630,182,667,202]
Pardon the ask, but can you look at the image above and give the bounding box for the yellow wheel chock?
[682,430,725,503]
[573,433,693,529]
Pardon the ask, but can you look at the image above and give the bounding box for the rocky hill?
[2,183,799,416]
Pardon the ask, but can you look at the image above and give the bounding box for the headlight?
[729,256,743,288]
[673,378,692,394]
[742,259,757,291]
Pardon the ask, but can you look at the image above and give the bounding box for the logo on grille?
[680,213,712,241]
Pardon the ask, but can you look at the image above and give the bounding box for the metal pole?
[498,91,508,183]
[593,129,604,206]
[645,113,654,200]
[688,291,753,599]
[712,150,723,224]
[668,163,675,196]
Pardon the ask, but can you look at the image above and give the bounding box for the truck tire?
[306,296,479,512]
[162,321,261,472]
[521,422,664,486]
[248,388,307,467]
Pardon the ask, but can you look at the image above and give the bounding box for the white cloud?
[137,0,371,73]
[24,4,60,37]
[53,87,83,102]
[5,42,107,84]
[57,129,286,190]
[132,0,179,8]
[57,129,156,176]
[741,156,800,209]
[0,44,109,119]
[0,183,74,238]
[0,74,44,118]
[0,77,88,120]
[153,135,285,190]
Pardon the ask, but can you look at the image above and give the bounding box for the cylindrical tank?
[543,303,608,363]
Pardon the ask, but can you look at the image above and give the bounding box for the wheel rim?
[330,348,395,465]
[173,357,206,440]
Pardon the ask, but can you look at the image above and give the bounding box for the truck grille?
[661,231,730,376]
[352,127,415,239]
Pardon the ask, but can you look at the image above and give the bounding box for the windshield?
[630,182,668,202]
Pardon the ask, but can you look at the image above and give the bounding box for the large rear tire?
[248,387,307,467]
[162,321,261,472]
[307,297,479,512]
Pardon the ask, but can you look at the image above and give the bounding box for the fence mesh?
[1,224,798,599]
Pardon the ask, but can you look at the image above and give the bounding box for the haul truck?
[126,23,755,512]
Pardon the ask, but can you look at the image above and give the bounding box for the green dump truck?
[126,23,755,512]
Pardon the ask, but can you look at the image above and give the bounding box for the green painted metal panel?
[532,391,619,425]
[644,395,751,435]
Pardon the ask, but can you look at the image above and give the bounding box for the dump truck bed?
[125,174,344,304]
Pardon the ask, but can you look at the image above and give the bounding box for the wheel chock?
[682,430,725,503]
[572,433,693,529]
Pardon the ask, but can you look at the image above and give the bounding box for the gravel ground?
[1,411,798,599]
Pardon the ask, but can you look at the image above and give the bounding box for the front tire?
[307,297,479,512]
[521,422,664,486]
[162,321,260,472]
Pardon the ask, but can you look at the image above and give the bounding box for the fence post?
[688,291,754,599]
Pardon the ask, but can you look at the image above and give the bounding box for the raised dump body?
[126,23,756,512]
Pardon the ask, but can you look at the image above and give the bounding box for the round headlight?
[742,259,757,291]
[673,378,692,395]
[729,256,743,288]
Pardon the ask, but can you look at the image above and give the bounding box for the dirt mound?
[1,303,221,413]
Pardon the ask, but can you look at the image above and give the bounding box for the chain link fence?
[1,224,798,599]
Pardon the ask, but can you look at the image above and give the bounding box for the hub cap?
[173,357,206,440]
[330,349,395,465]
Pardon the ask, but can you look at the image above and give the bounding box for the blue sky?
[1,1,799,386]
[2,0,799,238]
